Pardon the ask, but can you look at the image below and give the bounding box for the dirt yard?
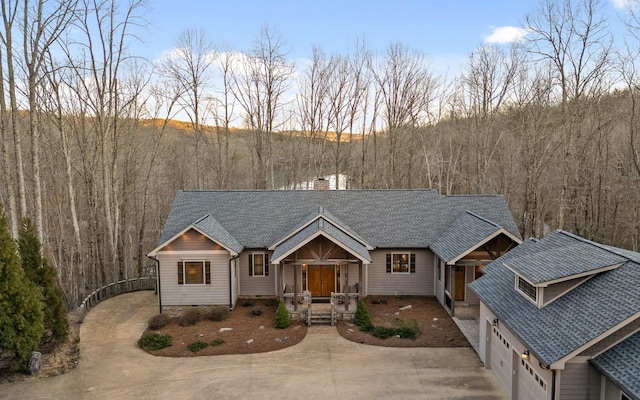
[144,295,470,356]
[142,299,308,356]
[336,296,471,347]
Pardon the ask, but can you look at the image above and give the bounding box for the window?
[177,260,210,285]
[249,253,269,277]
[517,276,537,302]
[621,393,631,400]
[386,253,415,274]
[437,262,442,281]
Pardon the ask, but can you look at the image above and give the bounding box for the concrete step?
[310,312,333,325]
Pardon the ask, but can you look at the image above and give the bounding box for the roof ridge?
[557,230,636,262]
[464,210,501,228]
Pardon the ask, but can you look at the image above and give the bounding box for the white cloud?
[611,0,633,9]
[484,26,529,44]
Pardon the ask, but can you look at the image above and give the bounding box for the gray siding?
[238,250,276,296]
[367,249,434,296]
[435,258,445,304]
[465,265,480,305]
[603,376,627,400]
[157,251,231,306]
[558,362,601,400]
[542,276,587,306]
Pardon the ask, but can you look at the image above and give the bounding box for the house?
[147,188,521,320]
[469,230,640,400]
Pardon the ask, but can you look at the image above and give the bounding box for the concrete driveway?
[0,291,507,399]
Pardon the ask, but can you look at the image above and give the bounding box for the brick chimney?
[313,177,329,190]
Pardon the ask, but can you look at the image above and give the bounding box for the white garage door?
[517,359,548,400]
[490,327,512,392]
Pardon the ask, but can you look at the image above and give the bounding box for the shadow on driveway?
[0,291,507,400]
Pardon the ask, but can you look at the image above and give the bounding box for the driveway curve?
[0,291,507,399]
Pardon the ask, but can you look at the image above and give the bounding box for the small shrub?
[392,318,421,340]
[210,338,224,346]
[371,326,396,339]
[354,299,373,331]
[179,308,203,326]
[207,306,230,322]
[251,309,262,317]
[148,313,171,330]
[241,300,254,307]
[138,333,172,351]
[274,300,291,329]
[188,340,209,353]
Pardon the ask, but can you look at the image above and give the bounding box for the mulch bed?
[336,296,471,347]
[143,299,308,357]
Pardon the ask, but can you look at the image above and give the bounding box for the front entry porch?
[283,291,359,326]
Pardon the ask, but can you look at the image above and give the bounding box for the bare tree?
[232,26,293,189]
[523,0,612,231]
[370,42,437,187]
[460,45,519,193]
[161,29,216,189]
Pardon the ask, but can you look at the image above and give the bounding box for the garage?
[489,326,512,392]
[517,358,548,400]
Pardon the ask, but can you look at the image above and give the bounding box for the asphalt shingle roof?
[591,331,640,400]
[193,215,244,254]
[469,231,640,367]
[157,190,521,250]
[271,217,371,263]
[431,211,506,263]
[504,231,627,285]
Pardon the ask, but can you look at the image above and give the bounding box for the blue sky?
[141,0,628,69]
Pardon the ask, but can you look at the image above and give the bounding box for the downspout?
[229,255,240,311]
[147,255,161,314]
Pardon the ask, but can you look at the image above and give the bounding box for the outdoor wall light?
[521,350,529,361]
[492,318,499,327]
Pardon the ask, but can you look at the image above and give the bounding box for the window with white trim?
[517,275,537,302]
[386,253,415,274]
[621,392,631,400]
[177,260,210,285]
[249,253,269,277]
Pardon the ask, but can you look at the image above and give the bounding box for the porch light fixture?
[521,350,529,361]
[492,318,499,327]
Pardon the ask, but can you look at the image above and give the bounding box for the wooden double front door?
[307,265,335,297]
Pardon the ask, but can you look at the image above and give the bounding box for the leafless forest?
[1,0,640,307]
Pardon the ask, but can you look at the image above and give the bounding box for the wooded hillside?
[1,0,639,307]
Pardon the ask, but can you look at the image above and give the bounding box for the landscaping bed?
[140,299,308,357]
[336,296,471,347]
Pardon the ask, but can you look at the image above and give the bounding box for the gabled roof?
[148,214,243,256]
[155,190,521,251]
[268,206,372,250]
[469,231,640,368]
[431,211,521,264]
[503,231,626,285]
[270,217,371,264]
[591,331,640,400]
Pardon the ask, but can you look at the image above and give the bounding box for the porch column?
[293,263,298,311]
[344,262,350,311]
[279,262,284,301]
[358,261,363,296]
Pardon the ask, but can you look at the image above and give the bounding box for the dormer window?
[517,276,537,303]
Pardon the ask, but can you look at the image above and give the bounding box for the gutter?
[146,255,161,313]
[229,255,240,311]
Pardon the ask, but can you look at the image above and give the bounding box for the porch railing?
[330,292,359,326]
